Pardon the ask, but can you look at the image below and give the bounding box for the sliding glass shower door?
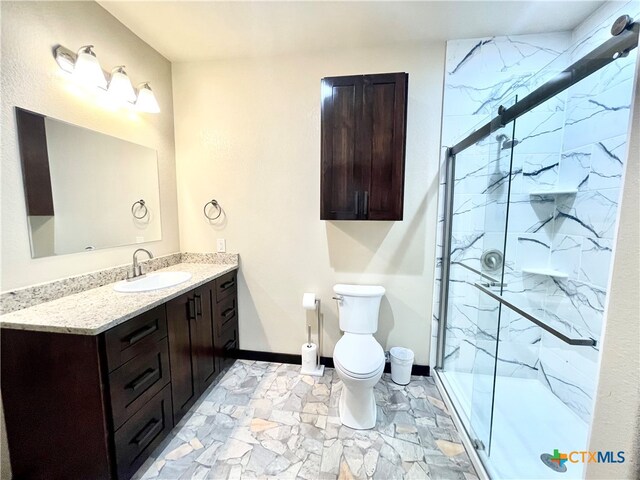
[437,110,599,478]
[439,114,517,459]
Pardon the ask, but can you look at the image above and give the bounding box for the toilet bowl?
[332,284,386,430]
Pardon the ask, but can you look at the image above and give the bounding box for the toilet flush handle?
[332,295,343,303]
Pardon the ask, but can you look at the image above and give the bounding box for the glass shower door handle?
[473,283,597,347]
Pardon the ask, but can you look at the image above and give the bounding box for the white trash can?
[389,347,414,385]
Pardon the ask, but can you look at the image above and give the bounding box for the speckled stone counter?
[0,262,238,335]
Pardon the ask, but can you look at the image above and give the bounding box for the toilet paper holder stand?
[301,297,325,377]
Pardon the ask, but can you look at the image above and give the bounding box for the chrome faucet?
[127,248,154,281]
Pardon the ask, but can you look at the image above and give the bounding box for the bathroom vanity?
[1,263,239,480]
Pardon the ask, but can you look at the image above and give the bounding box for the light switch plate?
[216,238,226,253]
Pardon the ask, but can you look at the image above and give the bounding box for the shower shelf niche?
[528,188,578,196]
[521,268,569,278]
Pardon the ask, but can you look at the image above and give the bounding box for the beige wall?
[0,1,179,291]
[585,57,640,479]
[173,44,444,365]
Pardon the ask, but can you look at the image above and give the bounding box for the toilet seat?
[334,333,385,378]
[335,357,385,380]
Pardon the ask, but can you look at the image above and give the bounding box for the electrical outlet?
[216,238,226,253]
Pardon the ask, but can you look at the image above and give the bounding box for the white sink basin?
[113,271,192,293]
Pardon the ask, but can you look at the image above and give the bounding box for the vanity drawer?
[215,293,237,336]
[105,306,167,372]
[218,325,238,371]
[114,384,172,480]
[215,270,237,301]
[109,341,170,430]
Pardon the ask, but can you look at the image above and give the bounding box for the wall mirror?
[15,107,162,258]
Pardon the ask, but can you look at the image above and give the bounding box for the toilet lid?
[334,334,385,376]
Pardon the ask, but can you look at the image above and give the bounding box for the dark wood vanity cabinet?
[104,306,173,479]
[320,72,408,221]
[1,270,239,480]
[166,283,218,424]
[214,270,240,371]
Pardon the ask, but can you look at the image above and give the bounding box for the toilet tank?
[333,284,385,334]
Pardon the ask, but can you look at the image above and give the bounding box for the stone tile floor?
[134,360,477,480]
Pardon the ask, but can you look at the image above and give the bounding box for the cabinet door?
[166,292,197,423]
[320,75,367,220]
[193,282,217,392]
[362,73,408,220]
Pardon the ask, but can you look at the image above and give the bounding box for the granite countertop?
[0,262,238,335]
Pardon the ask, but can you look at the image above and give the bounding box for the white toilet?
[332,284,386,429]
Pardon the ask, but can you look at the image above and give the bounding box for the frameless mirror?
[15,107,162,258]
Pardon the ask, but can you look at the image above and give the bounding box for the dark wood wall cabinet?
[1,271,239,480]
[320,72,408,221]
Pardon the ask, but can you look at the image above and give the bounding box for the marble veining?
[134,360,478,480]
[0,252,239,315]
[0,261,238,335]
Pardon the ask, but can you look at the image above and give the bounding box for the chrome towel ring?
[204,199,222,220]
[131,199,148,219]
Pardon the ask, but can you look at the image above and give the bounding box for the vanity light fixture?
[53,44,160,113]
[135,83,161,113]
[108,66,136,103]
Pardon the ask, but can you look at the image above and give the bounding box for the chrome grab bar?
[473,282,597,347]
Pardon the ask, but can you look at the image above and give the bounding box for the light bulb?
[73,45,107,89]
[136,83,160,113]
[108,66,136,103]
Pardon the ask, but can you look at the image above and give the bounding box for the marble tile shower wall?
[532,1,640,422]
[431,1,639,423]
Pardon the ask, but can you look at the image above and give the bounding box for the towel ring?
[131,199,148,219]
[203,199,222,220]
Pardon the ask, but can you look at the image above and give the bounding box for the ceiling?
[98,1,607,62]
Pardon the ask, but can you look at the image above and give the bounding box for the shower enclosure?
[433,6,638,480]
